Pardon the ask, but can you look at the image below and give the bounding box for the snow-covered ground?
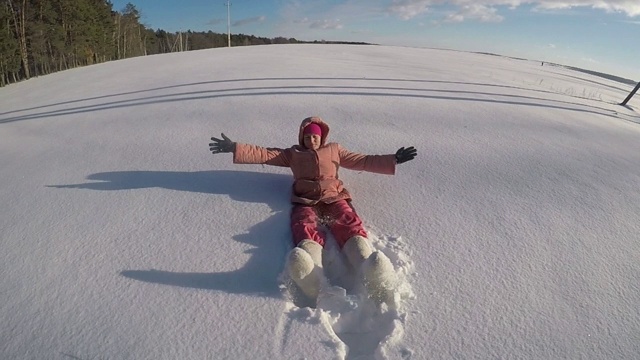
[2,44,640,360]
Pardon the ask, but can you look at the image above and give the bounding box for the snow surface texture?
[1,44,640,359]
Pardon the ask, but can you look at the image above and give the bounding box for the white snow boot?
[362,251,397,304]
[287,240,325,300]
[343,236,396,304]
[342,235,373,269]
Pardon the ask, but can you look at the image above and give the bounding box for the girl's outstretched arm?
[234,143,290,167]
[337,144,397,175]
[209,133,290,167]
[337,144,417,174]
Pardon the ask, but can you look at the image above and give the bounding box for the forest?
[1,1,370,87]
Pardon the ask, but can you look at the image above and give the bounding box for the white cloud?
[286,17,343,30]
[385,0,640,21]
[581,56,599,63]
[207,19,225,26]
[277,1,351,32]
[275,0,640,38]
[310,19,344,30]
[388,0,432,20]
[534,1,640,16]
[233,16,266,27]
[444,4,505,22]
[294,17,310,24]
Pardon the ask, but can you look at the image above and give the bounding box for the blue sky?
[110,0,640,81]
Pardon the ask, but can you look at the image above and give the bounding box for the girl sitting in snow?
[209,116,416,303]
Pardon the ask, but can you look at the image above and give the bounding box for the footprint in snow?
[278,230,415,360]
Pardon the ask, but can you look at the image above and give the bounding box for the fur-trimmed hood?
[298,116,330,147]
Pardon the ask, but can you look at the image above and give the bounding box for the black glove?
[209,133,236,154]
[395,146,417,164]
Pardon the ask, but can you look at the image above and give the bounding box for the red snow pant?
[290,200,368,249]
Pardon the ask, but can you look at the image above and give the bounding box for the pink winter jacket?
[233,117,397,205]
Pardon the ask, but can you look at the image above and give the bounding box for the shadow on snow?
[50,170,293,298]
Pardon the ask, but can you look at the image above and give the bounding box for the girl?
[209,116,416,302]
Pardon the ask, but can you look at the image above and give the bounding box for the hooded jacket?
[233,116,396,205]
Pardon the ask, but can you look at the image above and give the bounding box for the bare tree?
[7,0,29,79]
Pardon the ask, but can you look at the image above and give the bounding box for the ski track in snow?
[277,228,415,360]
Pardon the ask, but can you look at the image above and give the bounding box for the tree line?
[1,1,370,87]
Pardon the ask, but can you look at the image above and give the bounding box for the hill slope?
[1,44,640,359]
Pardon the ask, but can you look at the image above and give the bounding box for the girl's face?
[303,134,321,150]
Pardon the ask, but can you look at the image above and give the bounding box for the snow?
[2,44,640,359]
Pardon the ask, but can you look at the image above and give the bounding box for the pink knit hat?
[303,123,322,136]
